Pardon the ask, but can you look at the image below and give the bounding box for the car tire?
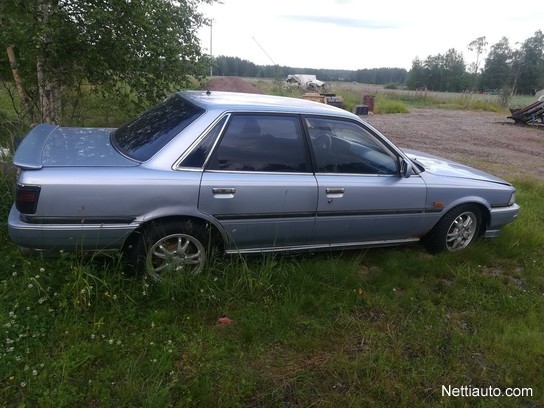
[422,204,482,254]
[128,219,209,280]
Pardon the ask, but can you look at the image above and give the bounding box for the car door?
[305,116,428,246]
[198,114,317,251]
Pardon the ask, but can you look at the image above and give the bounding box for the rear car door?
[198,114,317,251]
[305,116,428,246]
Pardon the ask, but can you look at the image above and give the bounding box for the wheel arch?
[440,198,491,236]
[122,214,227,254]
[422,201,490,253]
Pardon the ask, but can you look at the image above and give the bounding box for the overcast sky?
[197,0,544,71]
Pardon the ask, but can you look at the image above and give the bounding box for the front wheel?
[128,220,209,280]
[422,205,482,253]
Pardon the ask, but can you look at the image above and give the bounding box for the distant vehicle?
[8,91,520,279]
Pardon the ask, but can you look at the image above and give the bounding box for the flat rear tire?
[128,219,208,280]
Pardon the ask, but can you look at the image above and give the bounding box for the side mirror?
[399,157,413,178]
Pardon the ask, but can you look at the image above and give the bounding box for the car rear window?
[111,94,205,162]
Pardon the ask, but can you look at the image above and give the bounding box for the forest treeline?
[213,55,408,85]
[214,31,544,95]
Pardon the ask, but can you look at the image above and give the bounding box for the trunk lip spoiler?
[13,124,59,170]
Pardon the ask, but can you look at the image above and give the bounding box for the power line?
[252,37,277,66]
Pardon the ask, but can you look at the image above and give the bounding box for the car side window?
[305,117,398,175]
[179,116,228,168]
[207,114,309,172]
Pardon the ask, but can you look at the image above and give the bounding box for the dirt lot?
[364,109,544,181]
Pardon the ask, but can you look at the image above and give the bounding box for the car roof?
[178,90,356,118]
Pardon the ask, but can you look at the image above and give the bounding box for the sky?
[197,0,544,71]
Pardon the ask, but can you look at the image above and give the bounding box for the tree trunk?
[36,54,62,124]
[6,46,37,124]
[36,0,61,124]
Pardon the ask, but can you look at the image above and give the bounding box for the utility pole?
[209,21,213,77]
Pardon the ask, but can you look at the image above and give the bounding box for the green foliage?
[0,0,216,122]
[406,49,467,92]
[334,88,360,113]
[60,84,140,127]
[374,95,409,114]
[377,89,503,112]
[480,31,544,94]
[480,37,514,91]
[383,82,399,89]
[517,30,544,94]
[499,87,513,108]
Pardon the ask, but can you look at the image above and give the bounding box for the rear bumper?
[8,205,138,251]
[485,203,520,238]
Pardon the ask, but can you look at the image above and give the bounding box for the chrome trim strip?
[214,207,441,220]
[225,238,420,254]
[22,216,137,225]
[204,169,314,176]
[216,212,315,221]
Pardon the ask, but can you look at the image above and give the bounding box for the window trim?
[174,113,231,170]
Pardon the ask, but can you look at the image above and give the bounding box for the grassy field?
[1,83,543,406]
[246,78,540,115]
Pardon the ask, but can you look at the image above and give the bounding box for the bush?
[383,83,399,90]
[374,95,409,114]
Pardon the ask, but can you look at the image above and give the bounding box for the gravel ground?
[364,108,544,181]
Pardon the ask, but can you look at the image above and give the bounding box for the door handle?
[212,187,236,198]
[326,187,345,195]
[212,187,236,194]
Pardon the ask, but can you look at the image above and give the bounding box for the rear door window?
[207,114,309,172]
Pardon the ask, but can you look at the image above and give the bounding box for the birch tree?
[1,0,215,124]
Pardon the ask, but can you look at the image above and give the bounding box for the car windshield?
[111,94,205,162]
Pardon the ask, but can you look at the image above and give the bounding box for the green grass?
[1,159,543,406]
[374,94,410,114]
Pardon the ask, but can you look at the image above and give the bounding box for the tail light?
[16,184,41,214]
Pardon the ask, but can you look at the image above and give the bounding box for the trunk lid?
[13,124,137,169]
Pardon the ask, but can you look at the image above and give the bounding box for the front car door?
[198,114,317,252]
[305,116,428,247]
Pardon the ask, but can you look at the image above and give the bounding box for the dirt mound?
[201,76,265,94]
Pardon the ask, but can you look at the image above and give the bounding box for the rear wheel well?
[122,216,224,255]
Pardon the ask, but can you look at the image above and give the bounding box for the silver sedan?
[8,91,520,279]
